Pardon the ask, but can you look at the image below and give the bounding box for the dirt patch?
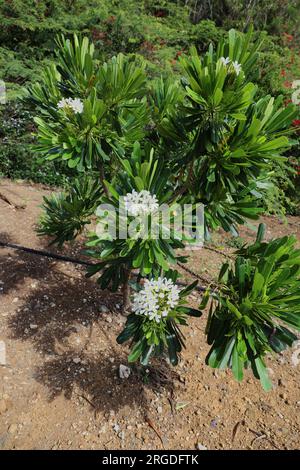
[0,179,300,450]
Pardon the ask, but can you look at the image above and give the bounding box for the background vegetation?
[0,0,299,212]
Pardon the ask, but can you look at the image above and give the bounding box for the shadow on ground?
[0,241,179,416]
[33,351,178,416]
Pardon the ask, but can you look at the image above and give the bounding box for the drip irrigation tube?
[0,240,210,293]
[0,240,93,266]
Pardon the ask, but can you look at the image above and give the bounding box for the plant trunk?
[122,268,132,316]
[99,164,109,196]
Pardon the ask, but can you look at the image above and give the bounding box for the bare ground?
[0,179,300,450]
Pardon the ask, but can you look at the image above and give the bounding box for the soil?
[0,178,300,450]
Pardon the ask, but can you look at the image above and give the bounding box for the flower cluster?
[57,97,84,114]
[220,56,230,66]
[123,190,159,217]
[220,57,242,76]
[132,277,180,323]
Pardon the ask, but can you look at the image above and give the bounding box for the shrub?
[26,30,299,389]
[203,224,300,390]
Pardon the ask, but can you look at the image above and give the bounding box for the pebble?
[8,424,18,434]
[113,423,120,433]
[197,443,207,450]
[119,364,131,379]
[73,357,81,364]
[29,324,38,330]
[0,341,6,365]
[157,406,163,414]
[0,399,7,414]
[100,305,109,313]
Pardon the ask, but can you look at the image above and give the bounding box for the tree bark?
[99,164,109,197]
[122,268,132,316]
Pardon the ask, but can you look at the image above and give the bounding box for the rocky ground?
[0,179,300,450]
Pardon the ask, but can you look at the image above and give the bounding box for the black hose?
[0,240,93,266]
[0,240,208,293]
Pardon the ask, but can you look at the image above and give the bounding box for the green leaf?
[128,340,145,362]
[232,344,244,381]
[254,357,272,392]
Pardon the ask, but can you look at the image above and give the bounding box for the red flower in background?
[105,16,116,24]
[175,50,184,59]
[154,10,167,18]
[283,33,294,42]
[292,120,300,136]
[280,69,286,77]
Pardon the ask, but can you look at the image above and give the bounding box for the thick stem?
[171,158,195,202]
[99,164,109,197]
[122,268,132,316]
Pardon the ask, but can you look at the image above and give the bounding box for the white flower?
[220,56,231,66]
[123,190,159,217]
[57,97,84,114]
[232,61,242,76]
[132,277,180,323]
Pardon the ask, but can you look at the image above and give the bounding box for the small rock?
[73,357,81,364]
[8,424,18,434]
[0,341,6,365]
[12,297,19,303]
[100,305,109,314]
[106,315,113,323]
[113,423,120,433]
[119,364,131,379]
[197,443,207,450]
[0,399,7,414]
[279,393,287,400]
[29,324,38,330]
[157,406,163,414]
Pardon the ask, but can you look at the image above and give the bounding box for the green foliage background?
[0,0,299,212]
